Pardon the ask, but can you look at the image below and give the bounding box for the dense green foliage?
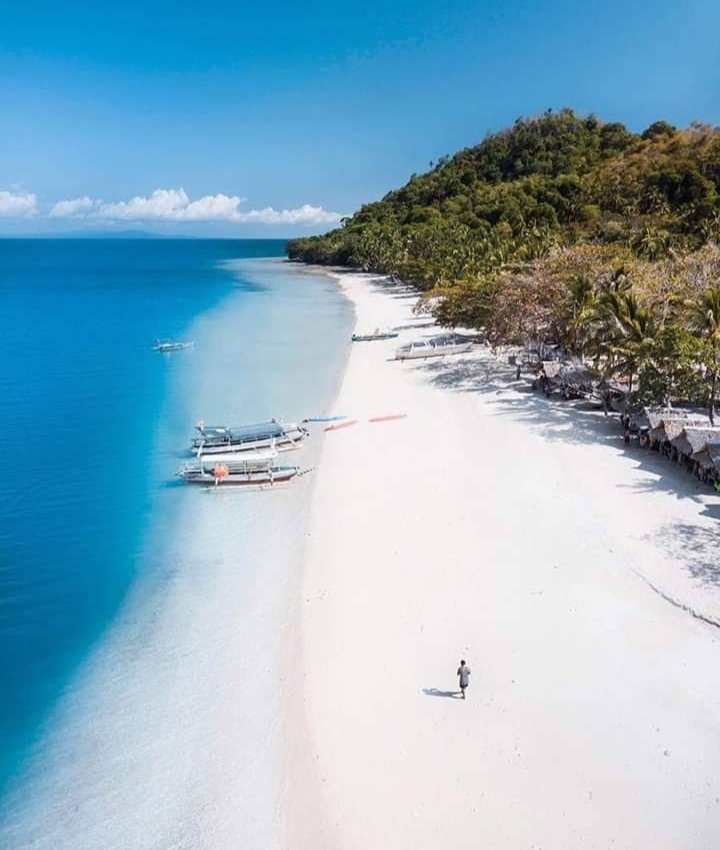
[288,110,720,415]
[288,109,720,284]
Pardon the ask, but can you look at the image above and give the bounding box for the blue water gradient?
[0,239,352,820]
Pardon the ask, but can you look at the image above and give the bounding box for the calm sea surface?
[0,240,353,848]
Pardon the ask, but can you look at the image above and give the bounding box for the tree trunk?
[710,369,717,426]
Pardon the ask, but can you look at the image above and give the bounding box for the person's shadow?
[422,688,462,699]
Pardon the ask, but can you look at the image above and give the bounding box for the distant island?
[11,229,194,240]
[289,109,720,420]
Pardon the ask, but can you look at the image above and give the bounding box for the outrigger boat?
[395,336,474,361]
[192,419,308,455]
[177,449,299,486]
[153,339,194,352]
[352,328,399,342]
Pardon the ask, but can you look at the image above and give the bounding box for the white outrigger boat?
[395,336,474,360]
[191,419,308,455]
[352,329,399,342]
[153,339,194,352]
[177,449,299,486]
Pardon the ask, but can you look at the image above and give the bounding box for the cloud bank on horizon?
[0,187,342,226]
[0,190,39,217]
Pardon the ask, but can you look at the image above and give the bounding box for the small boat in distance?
[177,449,299,486]
[192,419,308,455]
[153,339,194,352]
[395,336,474,360]
[352,328,399,342]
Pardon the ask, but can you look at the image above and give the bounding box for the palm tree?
[598,289,657,392]
[566,274,598,358]
[686,286,720,424]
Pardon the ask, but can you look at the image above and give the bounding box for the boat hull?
[352,333,399,342]
[178,466,299,485]
[153,342,194,352]
[395,342,473,360]
[191,427,307,454]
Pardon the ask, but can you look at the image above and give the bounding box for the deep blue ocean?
[0,239,353,849]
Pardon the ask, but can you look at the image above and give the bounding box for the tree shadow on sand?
[651,522,720,587]
[413,352,720,521]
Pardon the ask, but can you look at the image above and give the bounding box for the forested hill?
[287,110,720,289]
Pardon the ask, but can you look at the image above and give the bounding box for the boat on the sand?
[352,329,399,342]
[395,336,474,360]
[191,419,308,454]
[177,449,299,486]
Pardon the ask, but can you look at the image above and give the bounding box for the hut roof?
[693,444,720,470]
[541,360,562,379]
[646,408,674,429]
[693,449,715,469]
[683,427,720,454]
[644,407,710,430]
[664,419,692,441]
[671,435,693,456]
[630,414,650,430]
[560,364,597,386]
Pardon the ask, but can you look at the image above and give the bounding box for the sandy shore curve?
[284,272,720,850]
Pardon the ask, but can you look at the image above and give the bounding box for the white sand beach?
[285,272,720,850]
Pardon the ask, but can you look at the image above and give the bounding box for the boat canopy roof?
[183,453,280,473]
[199,457,274,471]
[197,420,286,441]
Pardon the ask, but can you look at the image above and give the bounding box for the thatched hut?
[644,409,711,454]
[687,433,720,485]
[537,360,598,400]
[684,427,720,456]
[540,360,563,380]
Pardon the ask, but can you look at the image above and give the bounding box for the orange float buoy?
[213,463,229,483]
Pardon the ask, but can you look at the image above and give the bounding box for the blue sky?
[1,0,719,236]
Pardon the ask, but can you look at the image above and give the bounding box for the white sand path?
[285,273,720,850]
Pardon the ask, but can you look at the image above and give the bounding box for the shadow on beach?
[411,349,720,589]
[416,353,720,500]
[651,522,720,587]
[422,688,462,699]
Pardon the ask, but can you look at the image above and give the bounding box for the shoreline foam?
[0,258,353,850]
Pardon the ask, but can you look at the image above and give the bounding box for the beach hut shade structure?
[670,434,693,457]
[691,443,720,471]
[664,419,694,442]
[694,447,717,469]
[646,408,675,430]
[683,427,720,454]
[710,445,720,470]
[541,360,563,379]
[643,409,711,444]
[540,360,598,398]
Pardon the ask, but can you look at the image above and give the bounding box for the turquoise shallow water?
[0,241,353,847]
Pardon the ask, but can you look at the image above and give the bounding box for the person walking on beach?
[457,659,471,699]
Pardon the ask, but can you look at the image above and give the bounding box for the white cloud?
[0,190,37,217]
[79,188,342,225]
[230,204,343,225]
[94,188,240,221]
[50,197,95,218]
[0,186,343,226]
